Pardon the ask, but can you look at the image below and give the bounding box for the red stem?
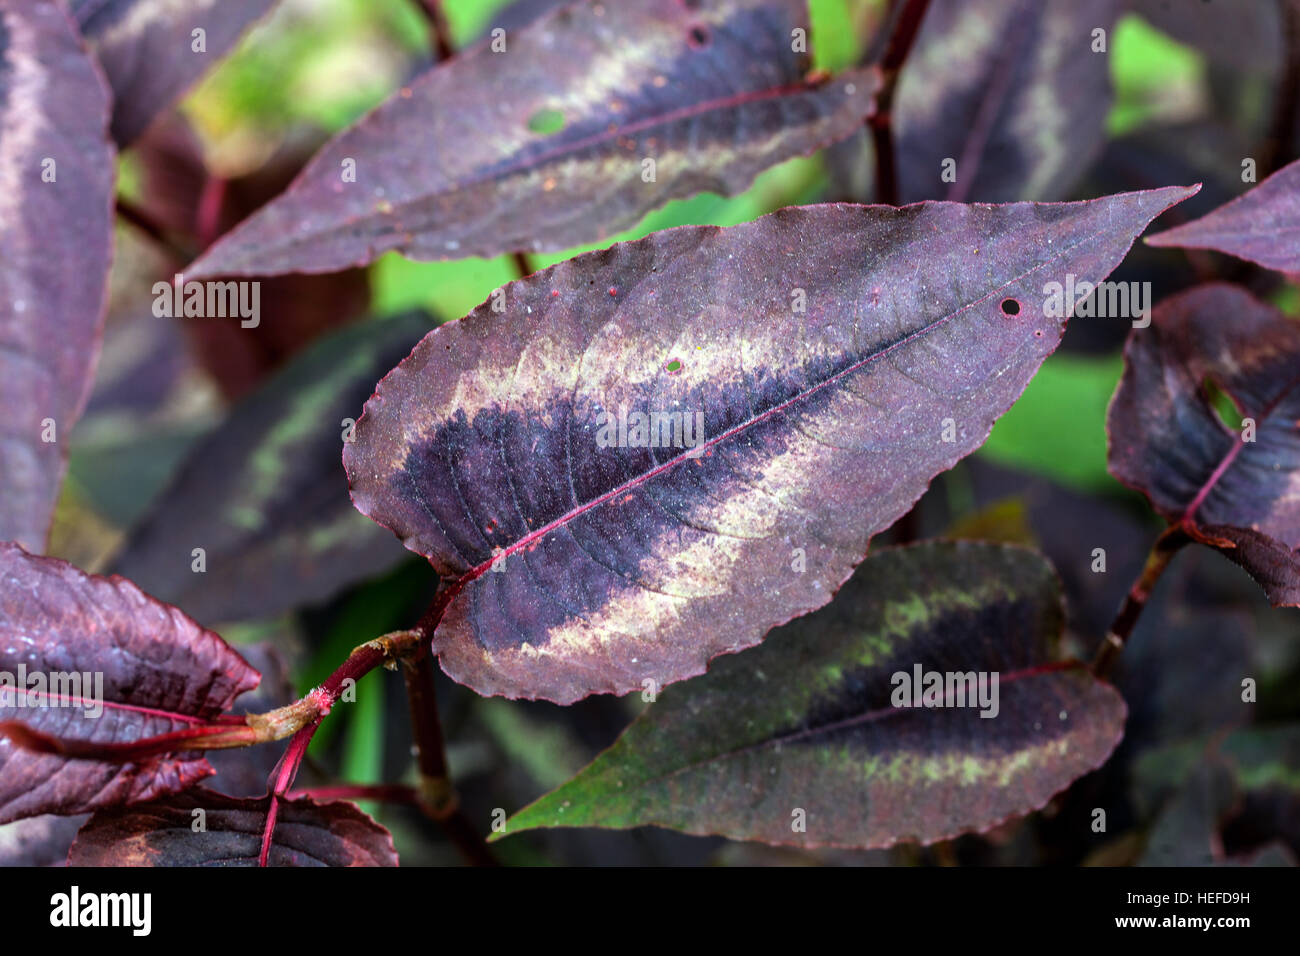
[867,0,932,206]
[260,723,319,867]
[1092,525,1189,677]
[287,784,422,805]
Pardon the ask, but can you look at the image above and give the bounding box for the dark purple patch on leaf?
[345,186,1196,703]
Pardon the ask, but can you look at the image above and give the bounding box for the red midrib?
[1180,371,1300,525]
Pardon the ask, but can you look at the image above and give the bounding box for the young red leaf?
[1107,283,1300,606]
[185,0,879,278]
[67,791,397,866]
[0,0,114,553]
[345,185,1197,704]
[498,542,1126,848]
[1146,157,1300,273]
[0,544,260,824]
[110,313,432,626]
[70,0,278,147]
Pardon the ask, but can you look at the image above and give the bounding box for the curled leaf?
[1107,283,1300,606]
[0,544,259,824]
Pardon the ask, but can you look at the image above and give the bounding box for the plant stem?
[254,631,422,865]
[1265,0,1300,176]
[403,652,452,811]
[416,0,455,62]
[402,636,499,865]
[1091,525,1189,678]
[287,783,422,805]
[260,722,318,866]
[115,197,193,264]
[512,251,535,278]
[867,0,932,206]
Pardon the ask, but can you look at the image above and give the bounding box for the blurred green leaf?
[979,353,1123,493]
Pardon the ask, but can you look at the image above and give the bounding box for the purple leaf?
[1108,282,1300,606]
[0,544,260,824]
[0,0,115,552]
[67,791,397,866]
[345,185,1197,704]
[500,543,1127,848]
[186,0,879,278]
[1146,156,1300,273]
[70,0,278,147]
[109,313,431,626]
[833,0,1120,203]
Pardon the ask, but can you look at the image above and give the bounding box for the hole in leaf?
[666,358,683,374]
[1203,378,1242,431]
[1000,298,1020,316]
[688,24,710,47]
[527,108,566,135]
